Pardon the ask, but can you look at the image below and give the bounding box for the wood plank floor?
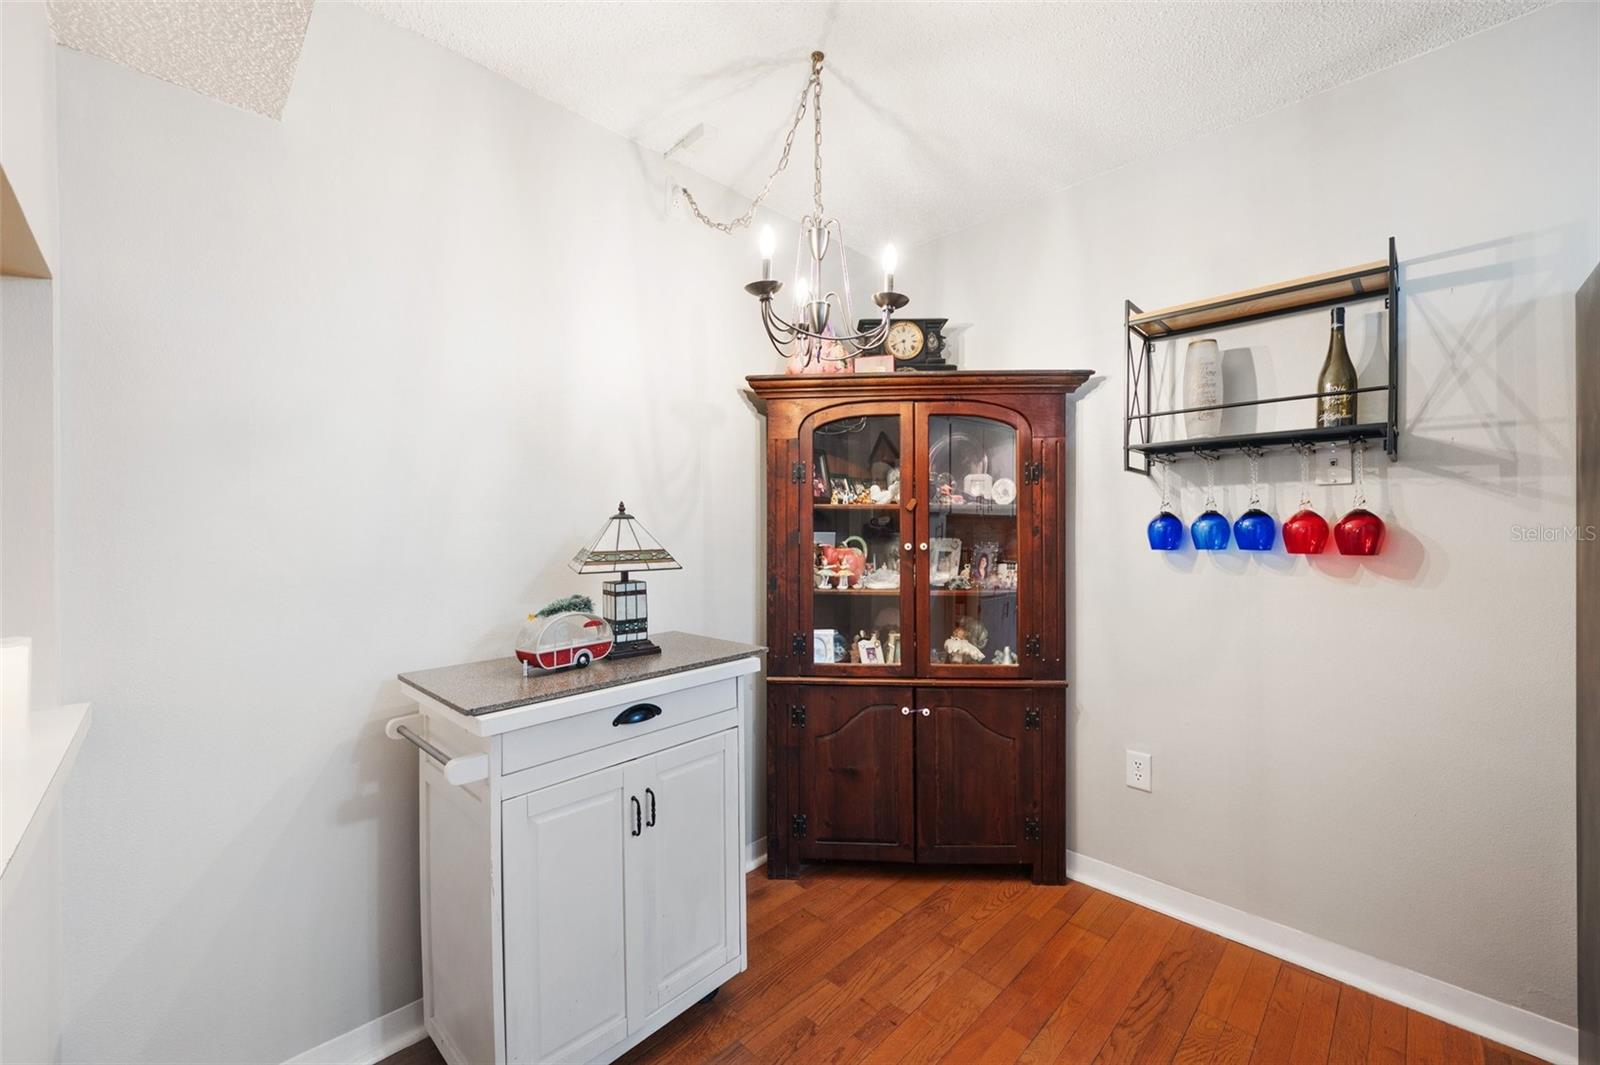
[381,864,1546,1065]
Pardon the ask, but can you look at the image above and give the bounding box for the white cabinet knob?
[919,708,930,716]
[903,542,913,551]
[919,542,928,551]
[900,706,912,716]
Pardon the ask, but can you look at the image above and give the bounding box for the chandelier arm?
[762,300,802,339]
[759,301,802,358]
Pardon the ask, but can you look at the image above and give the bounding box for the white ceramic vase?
[1183,338,1222,438]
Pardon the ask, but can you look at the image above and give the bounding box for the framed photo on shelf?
[856,636,884,665]
[971,540,1000,587]
[813,629,838,664]
[929,538,962,586]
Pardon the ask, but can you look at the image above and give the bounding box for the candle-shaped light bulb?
[795,277,811,307]
[759,225,775,280]
[881,244,899,292]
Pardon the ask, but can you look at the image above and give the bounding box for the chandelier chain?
[680,53,824,234]
[812,54,825,219]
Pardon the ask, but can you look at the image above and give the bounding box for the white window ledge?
[2,703,90,878]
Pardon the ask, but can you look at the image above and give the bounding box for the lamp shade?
[570,502,682,575]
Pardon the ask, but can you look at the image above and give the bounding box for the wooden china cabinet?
[746,370,1090,884]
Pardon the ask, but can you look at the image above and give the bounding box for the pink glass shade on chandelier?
[1282,508,1331,555]
[1335,508,1386,556]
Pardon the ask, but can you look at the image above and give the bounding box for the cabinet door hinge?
[768,575,778,593]
[790,704,806,728]
[1024,707,1041,731]
[791,461,807,484]
[1023,634,1042,658]
[792,813,808,839]
[1023,815,1041,841]
[791,632,808,657]
[1022,461,1044,484]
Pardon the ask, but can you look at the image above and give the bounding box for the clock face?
[885,320,925,361]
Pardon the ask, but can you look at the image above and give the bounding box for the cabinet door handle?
[900,706,912,716]
[613,703,662,727]
[902,542,913,552]
[645,787,657,828]
[919,708,931,716]
[631,796,642,837]
[919,542,928,551]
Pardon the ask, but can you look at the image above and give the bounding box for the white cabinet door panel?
[638,730,741,1014]
[502,766,630,1064]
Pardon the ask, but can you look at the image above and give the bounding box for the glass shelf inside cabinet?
[809,413,905,669]
[927,414,1022,669]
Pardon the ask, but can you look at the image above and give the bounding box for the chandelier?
[680,51,907,366]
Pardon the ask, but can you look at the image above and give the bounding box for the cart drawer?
[500,677,739,776]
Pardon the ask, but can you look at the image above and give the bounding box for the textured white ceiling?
[47,0,313,119]
[356,0,1544,247]
[45,1,1544,242]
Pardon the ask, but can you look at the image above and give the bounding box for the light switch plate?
[1314,443,1354,486]
[1126,750,1152,792]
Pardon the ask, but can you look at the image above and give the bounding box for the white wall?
[910,1,1595,1029]
[1,7,66,1055]
[1,0,61,709]
[2,0,60,270]
[51,3,808,1059]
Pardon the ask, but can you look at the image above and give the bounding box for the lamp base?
[608,638,663,659]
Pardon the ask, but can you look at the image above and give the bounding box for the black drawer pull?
[613,703,663,727]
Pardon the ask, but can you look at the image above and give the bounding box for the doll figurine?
[944,623,986,664]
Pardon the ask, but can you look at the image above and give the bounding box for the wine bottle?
[1316,307,1357,428]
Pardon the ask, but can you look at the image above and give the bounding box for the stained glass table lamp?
[570,502,682,658]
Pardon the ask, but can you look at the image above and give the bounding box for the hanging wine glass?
[1189,455,1230,550]
[1335,442,1385,555]
[1282,445,1330,555]
[1232,450,1276,551]
[1146,459,1183,551]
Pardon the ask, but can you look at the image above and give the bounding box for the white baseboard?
[1064,850,1578,1065]
[744,836,768,873]
[283,998,424,1065]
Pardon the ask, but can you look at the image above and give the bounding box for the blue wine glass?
[1147,511,1184,551]
[1190,510,1231,551]
[1233,509,1277,551]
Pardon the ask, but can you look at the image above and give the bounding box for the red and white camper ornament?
[516,595,614,673]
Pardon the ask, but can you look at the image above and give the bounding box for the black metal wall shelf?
[1124,238,1399,474]
[1131,423,1388,460]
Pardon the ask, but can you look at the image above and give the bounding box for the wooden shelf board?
[813,504,901,512]
[929,503,1017,517]
[813,587,1018,597]
[1130,259,1390,338]
[1,167,51,280]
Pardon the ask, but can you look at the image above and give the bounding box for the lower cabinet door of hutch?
[503,764,631,1065]
[915,687,1041,866]
[632,730,742,1019]
[797,686,915,862]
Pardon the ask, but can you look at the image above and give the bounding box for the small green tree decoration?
[536,594,595,618]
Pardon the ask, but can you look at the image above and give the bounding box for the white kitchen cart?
[390,633,764,1065]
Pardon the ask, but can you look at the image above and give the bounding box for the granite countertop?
[398,631,766,717]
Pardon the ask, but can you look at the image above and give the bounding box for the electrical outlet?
[1126,750,1152,792]
[1314,442,1355,486]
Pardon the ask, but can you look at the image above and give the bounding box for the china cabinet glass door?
[917,406,1030,678]
[802,404,916,677]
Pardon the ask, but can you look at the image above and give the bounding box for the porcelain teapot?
[818,536,869,588]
